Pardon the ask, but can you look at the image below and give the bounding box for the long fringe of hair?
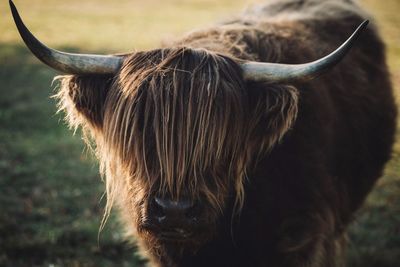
[55,47,299,228]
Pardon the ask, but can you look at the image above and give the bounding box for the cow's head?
[55,48,302,259]
[10,0,367,261]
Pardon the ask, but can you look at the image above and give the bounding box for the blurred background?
[0,0,399,266]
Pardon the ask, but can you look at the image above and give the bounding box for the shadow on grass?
[347,150,400,267]
[0,43,145,267]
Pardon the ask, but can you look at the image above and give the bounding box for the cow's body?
[11,0,397,266]
[143,1,396,266]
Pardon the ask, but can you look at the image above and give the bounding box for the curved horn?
[9,0,123,75]
[241,20,369,83]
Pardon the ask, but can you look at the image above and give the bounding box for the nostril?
[151,197,166,219]
[185,202,201,220]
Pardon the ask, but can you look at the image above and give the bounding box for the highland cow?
[10,0,397,266]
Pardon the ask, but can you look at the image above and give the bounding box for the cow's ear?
[55,74,114,134]
[249,84,299,151]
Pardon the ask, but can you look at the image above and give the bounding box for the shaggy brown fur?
[55,0,396,266]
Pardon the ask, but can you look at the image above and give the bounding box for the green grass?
[0,45,145,266]
[345,1,400,266]
[0,0,399,266]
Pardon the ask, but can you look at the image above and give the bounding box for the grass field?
[0,0,399,266]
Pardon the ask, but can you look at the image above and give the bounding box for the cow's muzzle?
[145,195,203,241]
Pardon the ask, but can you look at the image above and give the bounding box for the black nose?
[150,196,200,227]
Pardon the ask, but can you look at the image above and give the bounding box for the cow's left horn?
[241,20,369,83]
[9,0,123,75]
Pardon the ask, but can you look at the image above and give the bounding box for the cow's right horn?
[241,20,369,83]
[9,0,123,75]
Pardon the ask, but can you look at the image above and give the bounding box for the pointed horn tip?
[9,0,22,26]
[344,20,369,48]
[359,20,369,31]
[9,0,16,11]
[354,20,369,36]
